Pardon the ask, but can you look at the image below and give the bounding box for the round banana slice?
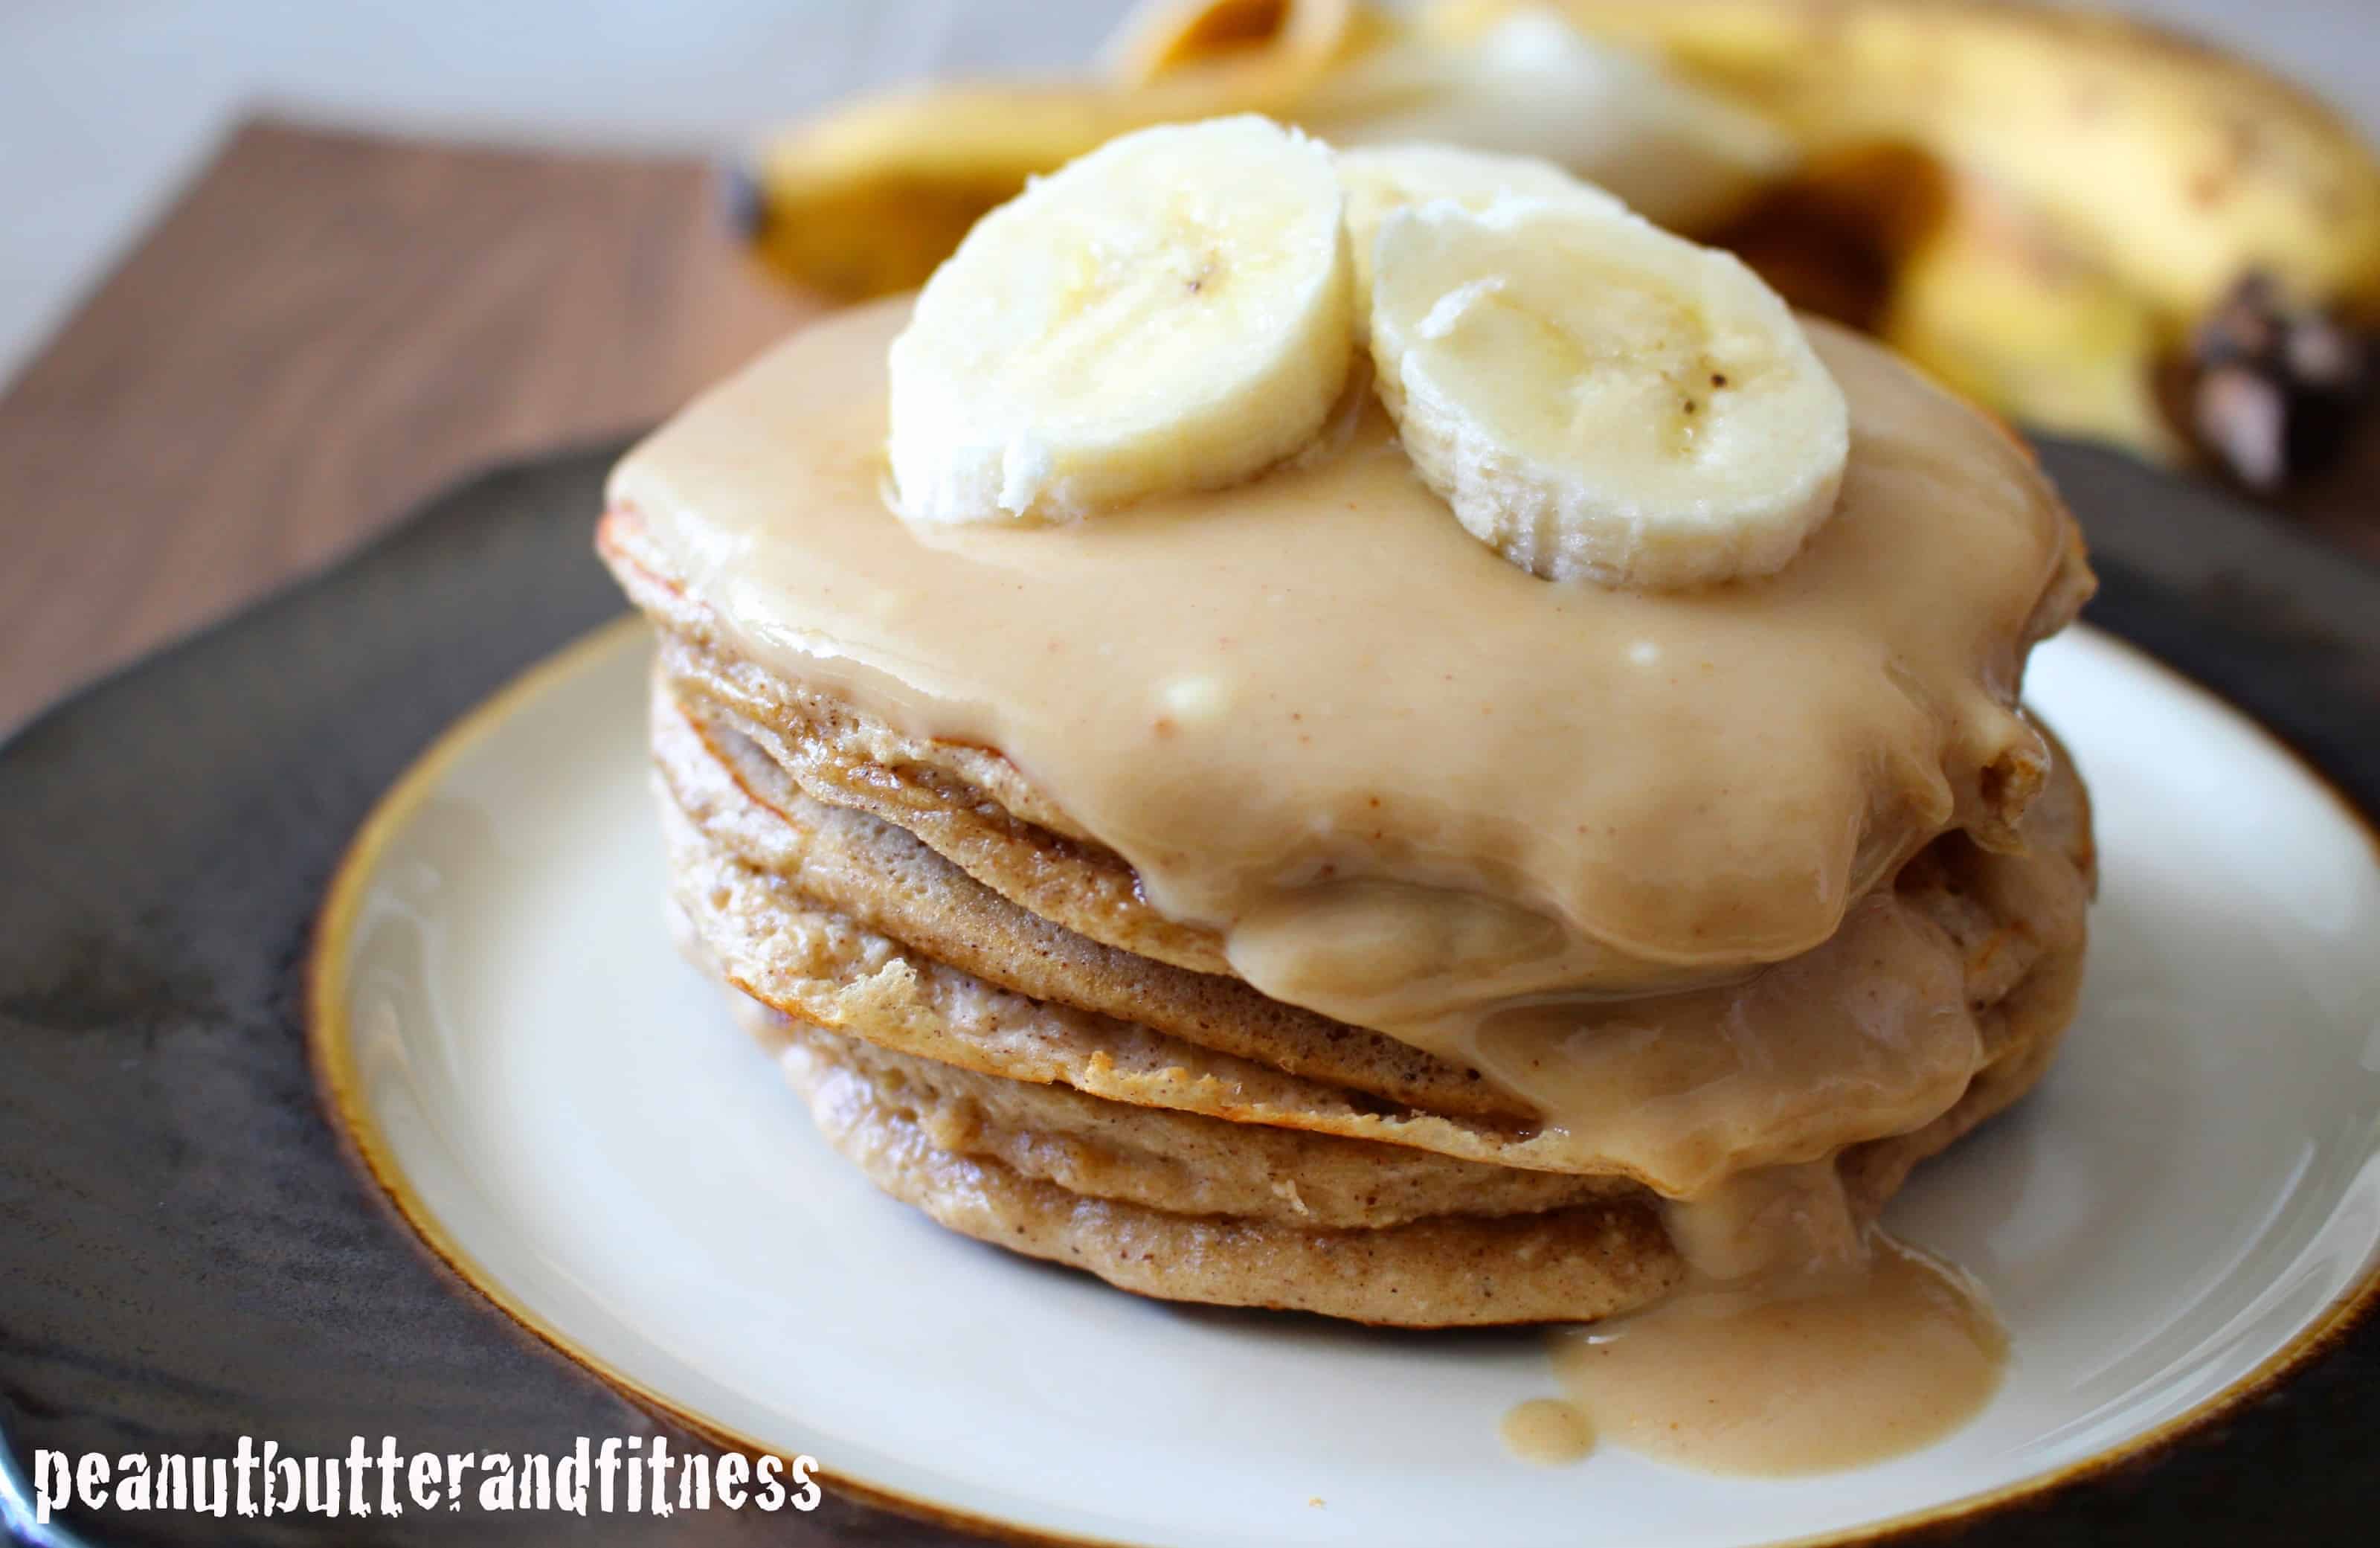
[1338,143,1621,327]
[1368,196,1850,589]
[888,115,1354,524]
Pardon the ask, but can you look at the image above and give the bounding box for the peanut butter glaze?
[1545,1231,2008,1474]
[609,297,2088,1198]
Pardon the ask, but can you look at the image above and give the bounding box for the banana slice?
[888,115,1354,524]
[1368,196,1849,588]
[1339,143,1621,324]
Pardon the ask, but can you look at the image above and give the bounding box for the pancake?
[647,661,2091,1323]
[761,1018,1625,1230]
[651,672,1517,1118]
[614,513,2094,991]
[654,669,2090,1178]
[598,290,2097,1333]
[768,1003,1683,1328]
[601,302,2095,999]
[610,529,1235,976]
[742,995,2077,1326]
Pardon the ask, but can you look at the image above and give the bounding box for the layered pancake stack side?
[599,504,2094,1327]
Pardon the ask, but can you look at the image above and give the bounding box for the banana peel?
[1882,179,2187,460]
[745,0,1380,298]
[1101,0,1386,87]
[739,0,1789,301]
[1441,0,2380,477]
[1443,0,2380,321]
[1710,142,2183,458]
[1296,10,1794,234]
[747,80,1231,299]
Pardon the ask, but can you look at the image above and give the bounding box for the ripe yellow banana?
[744,1,1380,299]
[1437,0,2380,320]
[1435,0,2379,475]
[741,0,1791,301]
[1879,178,2185,461]
[1101,0,1385,89]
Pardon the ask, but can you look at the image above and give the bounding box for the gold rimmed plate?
[5,437,2379,1545]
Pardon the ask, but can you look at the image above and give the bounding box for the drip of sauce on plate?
[1502,1164,2007,1473]
[1545,1234,2007,1474]
[1500,1398,1598,1465]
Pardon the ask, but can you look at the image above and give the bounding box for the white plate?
[313,617,2380,1548]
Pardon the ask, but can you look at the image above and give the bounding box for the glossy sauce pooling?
[1502,1166,2008,1475]
[1548,1231,2008,1475]
[1500,1398,1597,1466]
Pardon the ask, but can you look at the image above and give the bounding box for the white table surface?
[1,0,2373,388]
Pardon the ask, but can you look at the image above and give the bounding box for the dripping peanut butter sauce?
[611,298,2090,1473]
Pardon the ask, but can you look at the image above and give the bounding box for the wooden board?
[0,118,812,731]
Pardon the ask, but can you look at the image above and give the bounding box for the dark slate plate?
[2,436,2376,1547]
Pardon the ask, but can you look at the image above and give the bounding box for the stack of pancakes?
[601,517,2094,1328]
